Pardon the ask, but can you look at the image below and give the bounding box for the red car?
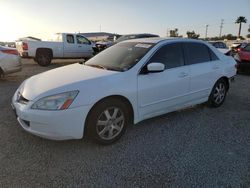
[235,43,250,71]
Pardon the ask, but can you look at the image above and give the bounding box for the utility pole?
[219,19,224,38]
[205,24,209,39]
[99,24,102,32]
[166,28,169,37]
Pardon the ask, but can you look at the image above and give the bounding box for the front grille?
[17,92,29,104]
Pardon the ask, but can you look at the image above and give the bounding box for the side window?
[66,35,74,44]
[185,43,210,65]
[76,35,91,45]
[208,48,219,61]
[149,43,184,69]
[214,43,219,48]
[218,42,226,48]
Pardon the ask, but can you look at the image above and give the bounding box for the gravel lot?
[0,59,250,187]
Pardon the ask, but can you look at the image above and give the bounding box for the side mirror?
[147,62,165,73]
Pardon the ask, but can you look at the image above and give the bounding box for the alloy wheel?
[213,83,226,105]
[96,107,125,140]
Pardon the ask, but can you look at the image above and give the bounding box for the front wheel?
[208,80,227,108]
[86,99,130,144]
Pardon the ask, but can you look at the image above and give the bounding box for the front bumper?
[4,64,22,75]
[11,92,91,140]
[2,56,22,75]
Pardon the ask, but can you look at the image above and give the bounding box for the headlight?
[31,91,79,110]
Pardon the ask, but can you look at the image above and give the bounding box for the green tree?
[235,16,247,38]
[170,28,178,37]
[186,31,200,39]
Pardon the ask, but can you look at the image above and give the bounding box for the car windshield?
[85,42,154,71]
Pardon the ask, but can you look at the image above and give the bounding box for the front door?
[76,35,93,58]
[138,43,190,119]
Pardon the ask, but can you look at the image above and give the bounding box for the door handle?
[178,72,188,78]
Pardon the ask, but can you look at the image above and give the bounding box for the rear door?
[137,43,190,118]
[184,42,220,101]
[76,35,93,58]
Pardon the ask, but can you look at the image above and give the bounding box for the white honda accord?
[12,38,236,144]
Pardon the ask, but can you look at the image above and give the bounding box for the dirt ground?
[0,59,250,187]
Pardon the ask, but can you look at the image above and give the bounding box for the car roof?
[121,33,159,36]
[123,37,209,44]
[209,41,225,43]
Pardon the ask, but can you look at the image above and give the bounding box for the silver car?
[0,45,22,77]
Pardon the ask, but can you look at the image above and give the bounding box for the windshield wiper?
[105,67,123,72]
[86,64,107,70]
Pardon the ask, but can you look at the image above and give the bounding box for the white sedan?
[0,46,22,77]
[12,38,236,144]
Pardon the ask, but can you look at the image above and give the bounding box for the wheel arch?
[35,48,53,59]
[217,76,229,91]
[84,95,135,136]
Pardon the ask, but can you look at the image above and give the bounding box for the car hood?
[19,63,118,100]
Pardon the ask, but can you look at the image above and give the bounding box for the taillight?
[237,48,241,52]
[22,42,28,50]
[1,49,18,55]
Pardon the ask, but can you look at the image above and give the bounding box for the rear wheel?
[86,99,130,144]
[36,52,52,66]
[208,79,227,107]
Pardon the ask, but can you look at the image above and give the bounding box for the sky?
[0,0,250,42]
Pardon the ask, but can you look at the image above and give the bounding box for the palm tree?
[235,16,247,38]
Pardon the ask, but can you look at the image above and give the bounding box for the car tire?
[208,79,227,108]
[85,98,130,145]
[0,68,3,78]
[36,53,52,66]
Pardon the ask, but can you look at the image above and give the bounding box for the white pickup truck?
[16,33,94,66]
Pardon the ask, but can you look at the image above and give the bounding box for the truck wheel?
[36,53,52,66]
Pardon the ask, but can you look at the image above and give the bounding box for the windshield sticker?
[135,44,152,48]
